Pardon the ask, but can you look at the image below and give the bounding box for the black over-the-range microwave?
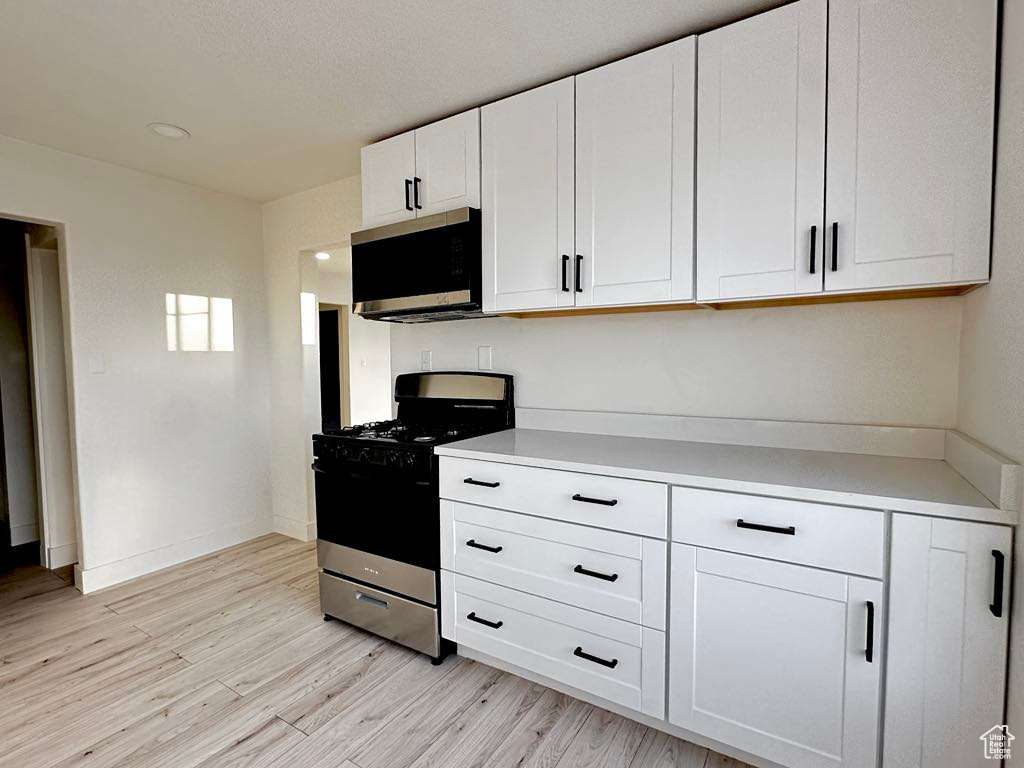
[350,207,482,323]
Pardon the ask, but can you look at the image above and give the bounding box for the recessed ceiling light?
[314,251,331,261]
[148,122,191,140]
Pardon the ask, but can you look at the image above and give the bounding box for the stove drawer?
[439,457,667,538]
[442,571,665,718]
[319,572,439,657]
[441,502,666,629]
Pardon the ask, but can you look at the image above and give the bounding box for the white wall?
[956,0,1024,734]
[0,134,272,590]
[0,225,39,546]
[261,176,363,540]
[391,298,963,427]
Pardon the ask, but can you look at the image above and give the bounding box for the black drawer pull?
[573,646,618,669]
[464,478,500,488]
[575,254,583,293]
[413,176,423,209]
[561,254,570,292]
[571,493,618,507]
[574,564,618,582]
[466,539,503,554]
[809,224,817,274]
[991,550,1005,618]
[466,612,503,630]
[865,600,875,663]
[736,519,796,536]
[831,221,839,271]
[404,179,413,211]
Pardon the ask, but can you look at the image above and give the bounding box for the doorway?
[0,217,77,574]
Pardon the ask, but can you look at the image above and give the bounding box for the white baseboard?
[75,518,271,594]
[273,514,316,542]
[47,542,78,568]
[10,523,40,547]
[515,408,947,459]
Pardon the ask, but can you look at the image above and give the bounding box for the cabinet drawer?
[672,487,884,578]
[440,456,668,538]
[442,571,665,718]
[441,501,666,629]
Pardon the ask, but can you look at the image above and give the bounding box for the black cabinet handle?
[831,221,838,271]
[865,600,875,663]
[991,550,1005,618]
[809,224,817,274]
[463,477,500,488]
[404,179,413,211]
[467,612,503,629]
[413,176,422,209]
[573,646,618,669]
[736,519,796,536]
[572,493,618,507]
[574,564,618,582]
[561,254,570,292]
[466,539,503,554]
[575,255,583,293]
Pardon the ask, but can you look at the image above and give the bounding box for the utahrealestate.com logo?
[981,725,1014,760]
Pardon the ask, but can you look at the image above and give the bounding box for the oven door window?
[314,462,438,571]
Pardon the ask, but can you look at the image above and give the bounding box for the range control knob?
[358,448,372,463]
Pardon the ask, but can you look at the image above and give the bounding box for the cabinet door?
[695,0,826,302]
[825,0,997,292]
[360,131,416,228]
[884,515,1010,768]
[414,109,480,217]
[669,545,881,768]
[481,77,575,313]
[575,38,695,307]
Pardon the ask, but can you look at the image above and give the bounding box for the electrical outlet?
[477,346,493,371]
[420,350,432,371]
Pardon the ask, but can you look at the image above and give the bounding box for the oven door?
[313,460,439,601]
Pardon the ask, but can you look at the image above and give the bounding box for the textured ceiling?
[0,0,780,202]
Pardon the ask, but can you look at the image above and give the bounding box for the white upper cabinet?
[575,38,695,307]
[414,110,481,217]
[884,515,1010,768]
[360,132,417,228]
[695,0,826,302]
[361,109,480,228]
[481,77,575,313]
[670,544,882,768]
[825,0,997,293]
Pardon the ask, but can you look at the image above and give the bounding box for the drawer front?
[442,571,665,717]
[441,501,667,628]
[672,487,885,578]
[319,571,439,657]
[440,456,668,538]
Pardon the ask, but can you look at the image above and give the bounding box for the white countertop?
[436,428,1014,525]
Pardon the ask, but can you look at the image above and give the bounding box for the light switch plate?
[420,350,432,371]
[477,346,493,371]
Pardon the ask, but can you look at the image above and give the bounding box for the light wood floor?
[0,534,748,768]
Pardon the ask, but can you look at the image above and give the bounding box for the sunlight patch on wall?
[166,293,234,352]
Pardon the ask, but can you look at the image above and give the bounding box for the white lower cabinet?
[441,571,665,718]
[883,515,1011,768]
[669,544,882,768]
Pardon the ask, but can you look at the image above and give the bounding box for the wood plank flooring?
[0,534,748,768]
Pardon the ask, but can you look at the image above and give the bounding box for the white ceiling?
[0,0,780,202]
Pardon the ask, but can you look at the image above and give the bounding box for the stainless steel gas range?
[311,371,514,664]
